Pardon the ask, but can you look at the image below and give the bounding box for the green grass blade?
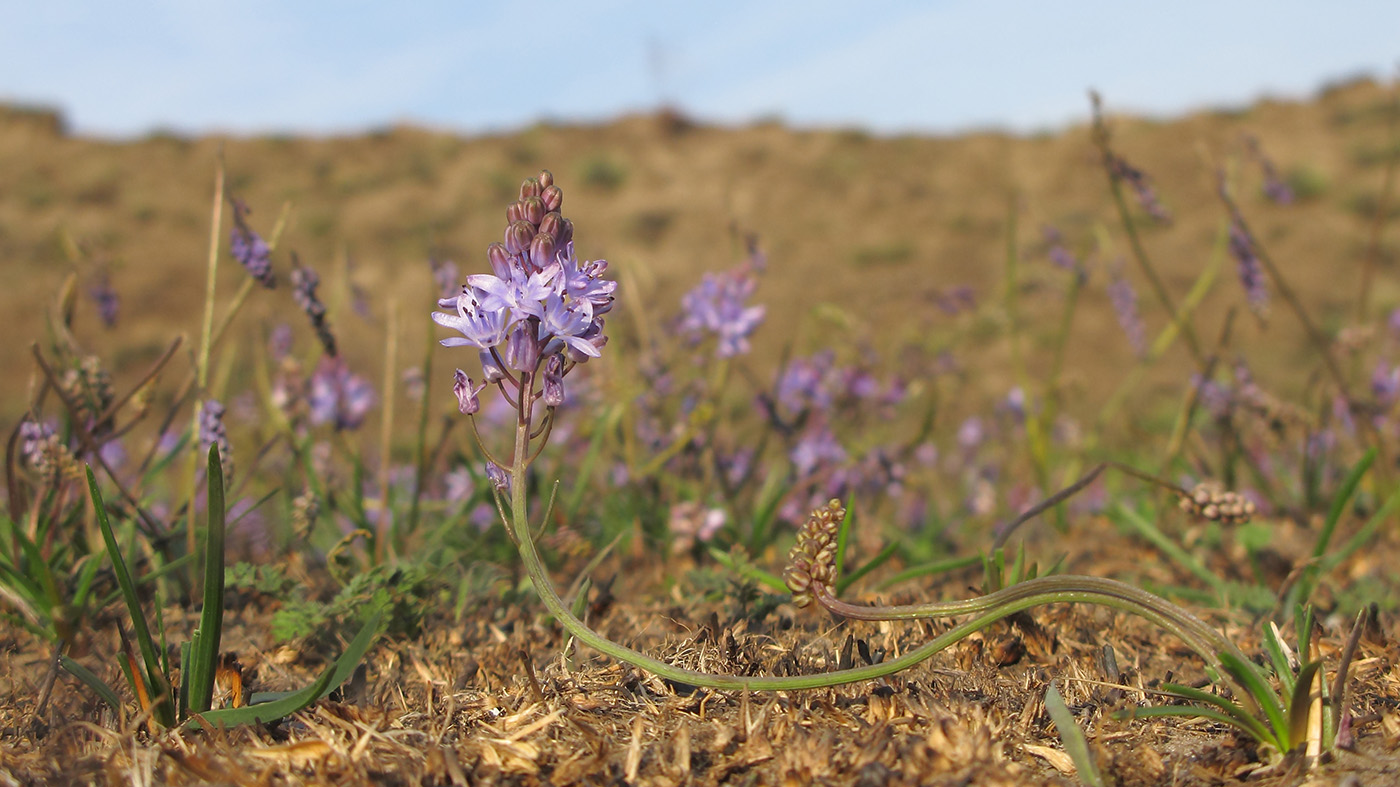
[1325,484,1400,571]
[1260,622,1295,698]
[833,495,855,582]
[1114,503,1228,598]
[836,542,898,595]
[1218,650,1288,745]
[1286,661,1322,752]
[59,655,123,716]
[876,554,981,590]
[1312,448,1375,562]
[189,605,383,728]
[707,547,787,592]
[1118,704,1277,748]
[185,445,227,716]
[86,466,175,726]
[1045,682,1105,787]
[1157,682,1275,745]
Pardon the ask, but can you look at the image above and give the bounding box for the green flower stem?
[507,415,1249,695]
[813,577,1241,681]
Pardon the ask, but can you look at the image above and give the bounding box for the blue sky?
[2,1,1396,138]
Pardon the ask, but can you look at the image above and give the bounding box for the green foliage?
[272,562,437,645]
[578,154,626,191]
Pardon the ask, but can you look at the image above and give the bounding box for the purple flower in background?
[1107,259,1148,358]
[199,399,232,477]
[1245,135,1294,205]
[444,465,475,504]
[88,270,119,328]
[1373,362,1399,411]
[230,199,276,288]
[1228,222,1268,317]
[777,351,835,414]
[668,501,727,553]
[957,416,985,454]
[308,357,374,430]
[430,257,461,299]
[790,426,846,478]
[292,256,337,357]
[679,265,766,358]
[1110,156,1171,224]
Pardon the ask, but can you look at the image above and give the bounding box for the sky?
[1,1,1397,139]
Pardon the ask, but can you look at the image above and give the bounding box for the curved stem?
[507,419,1247,695]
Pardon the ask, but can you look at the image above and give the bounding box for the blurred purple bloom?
[268,323,294,360]
[230,199,276,288]
[88,270,119,328]
[1228,222,1268,316]
[431,257,461,299]
[957,416,985,453]
[1246,135,1294,205]
[668,501,727,552]
[1373,362,1400,411]
[292,257,337,357]
[308,357,374,430]
[1111,156,1171,223]
[444,465,475,504]
[1107,259,1148,358]
[778,356,829,414]
[199,399,232,476]
[790,426,846,478]
[679,267,766,358]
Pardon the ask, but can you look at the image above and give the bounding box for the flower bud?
[453,368,481,415]
[504,221,536,256]
[479,350,506,384]
[505,325,540,371]
[486,242,513,279]
[537,169,553,189]
[543,354,565,406]
[520,196,545,226]
[538,212,565,243]
[541,184,563,213]
[556,217,574,248]
[529,234,556,270]
[519,177,540,199]
[507,201,525,225]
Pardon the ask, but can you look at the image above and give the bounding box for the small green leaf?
[188,606,383,729]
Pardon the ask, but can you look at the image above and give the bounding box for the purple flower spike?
[453,368,486,415]
[309,357,375,430]
[680,265,766,359]
[1107,259,1148,359]
[1228,222,1269,317]
[230,199,277,288]
[88,270,120,328]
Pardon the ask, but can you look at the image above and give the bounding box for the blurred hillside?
[1,78,1397,432]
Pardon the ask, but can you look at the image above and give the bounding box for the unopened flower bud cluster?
[1178,483,1255,525]
[783,499,845,607]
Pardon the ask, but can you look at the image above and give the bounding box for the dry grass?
[4,530,1400,786]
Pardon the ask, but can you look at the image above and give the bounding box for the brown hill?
[1,79,1396,432]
